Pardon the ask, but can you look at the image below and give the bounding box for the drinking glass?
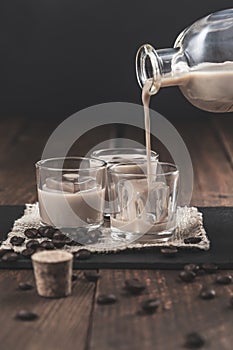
[91,148,158,216]
[108,162,179,242]
[36,157,106,229]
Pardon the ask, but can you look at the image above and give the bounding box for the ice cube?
[75,176,96,191]
[45,176,97,194]
[148,181,169,222]
[117,178,148,221]
[63,173,79,182]
[45,177,75,193]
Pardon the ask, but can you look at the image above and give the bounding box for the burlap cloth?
[0,203,210,253]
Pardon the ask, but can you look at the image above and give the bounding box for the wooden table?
[0,116,233,350]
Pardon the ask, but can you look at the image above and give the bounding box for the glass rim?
[91,147,158,157]
[35,156,106,171]
[108,161,179,176]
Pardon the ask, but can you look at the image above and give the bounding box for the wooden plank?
[211,116,233,168]
[89,269,233,350]
[0,269,95,350]
[0,118,58,205]
[0,116,232,206]
[173,118,233,206]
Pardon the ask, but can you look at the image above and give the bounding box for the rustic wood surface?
[0,116,233,350]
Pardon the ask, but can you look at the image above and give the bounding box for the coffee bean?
[184,264,200,273]
[84,270,100,282]
[18,282,33,291]
[160,247,178,257]
[24,228,39,239]
[52,239,65,248]
[38,226,56,238]
[74,249,91,260]
[64,238,73,245]
[10,236,25,246]
[72,274,78,281]
[2,252,18,262]
[0,249,13,258]
[179,271,196,283]
[141,298,160,314]
[184,237,202,244]
[53,231,66,240]
[124,279,146,295]
[15,310,38,321]
[202,263,218,274]
[21,248,35,258]
[184,332,205,348]
[40,241,55,250]
[26,240,40,249]
[97,294,117,305]
[216,274,232,285]
[199,288,216,300]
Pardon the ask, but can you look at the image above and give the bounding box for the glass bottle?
[136,8,233,112]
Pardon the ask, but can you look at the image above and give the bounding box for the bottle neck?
[136,44,184,94]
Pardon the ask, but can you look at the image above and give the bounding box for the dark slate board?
[0,206,233,270]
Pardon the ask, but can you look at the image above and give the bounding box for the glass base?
[39,220,104,231]
[111,226,176,243]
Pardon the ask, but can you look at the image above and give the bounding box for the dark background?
[0,1,232,121]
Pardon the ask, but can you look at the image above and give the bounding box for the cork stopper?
[32,250,73,298]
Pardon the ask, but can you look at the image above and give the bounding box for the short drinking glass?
[108,162,179,242]
[36,157,106,229]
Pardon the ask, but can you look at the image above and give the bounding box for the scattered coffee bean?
[184,332,205,348]
[72,274,78,281]
[179,271,196,283]
[53,231,66,240]
[15,310,38,321]
[18,282,34,291]
[21,248,35,258]
[52,239,65,248]
[63,237,73,245]
[216,274,232,285]
[2,252,18,262]
[160,247,178,257]
[184,264,200,273]
[202,263,218,274]
[124,278,146,295]
[199,288,216,300]
[141,298,160,314]
[10,236,25,246]
[84,270,100,282]
[97,294,117,305]
[74,249,91,260]
[26,240,40,249]
[184,237,202,244]
[40,241,55,250]
[24,228,39,239]
[38,226,57,238]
